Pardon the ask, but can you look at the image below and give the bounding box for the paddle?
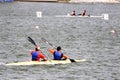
[41,37,76,62]
[27,37,37,47]
[41,38,56,48]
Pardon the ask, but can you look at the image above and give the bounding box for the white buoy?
[35,26,39,29]
[102,14,109,20]
[110,30,115,34]
[36,11,42,18]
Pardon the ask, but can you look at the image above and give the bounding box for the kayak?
[55,14,109,20]
[6,59,86,66]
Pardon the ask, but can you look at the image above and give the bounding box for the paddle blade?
[69,59,76,63]
[27,37,37,46]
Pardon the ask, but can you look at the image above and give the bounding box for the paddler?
[49,46,69,60]
[82,10,86,16]
[71,11,76,16]
[30,46,47,61]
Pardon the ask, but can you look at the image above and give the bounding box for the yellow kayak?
[6,59,86,66]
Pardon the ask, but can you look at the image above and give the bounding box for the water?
[0,2,120,80]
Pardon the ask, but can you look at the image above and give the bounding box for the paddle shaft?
[41,37,56,48]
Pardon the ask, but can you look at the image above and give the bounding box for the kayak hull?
[55,14,109,20]
[6,59,86,66]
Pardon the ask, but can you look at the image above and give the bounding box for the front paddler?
[49,46,69,60]
[30,46,47,61]
[71,11,76,16]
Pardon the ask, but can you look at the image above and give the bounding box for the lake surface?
[0,2,120,80]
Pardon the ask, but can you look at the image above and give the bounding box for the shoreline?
[2,0,120,3]
[69,0,120,3]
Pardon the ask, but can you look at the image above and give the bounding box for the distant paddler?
[78,10,89,16]
[70,10,76,16]
[82,10,86,16]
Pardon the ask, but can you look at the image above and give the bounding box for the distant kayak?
[6,59,86,66]
[55,14,109,20]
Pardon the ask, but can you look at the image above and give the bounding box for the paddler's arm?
[43,57,47,61]
[62,54,69,59]
[30,51,34,55]
[42,55,47,61]
[38,53,47,61]
[49,48,55,54]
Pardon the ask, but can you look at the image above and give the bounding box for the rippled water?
[0,2,120,80]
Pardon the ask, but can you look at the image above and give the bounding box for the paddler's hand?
[49,48,55,54]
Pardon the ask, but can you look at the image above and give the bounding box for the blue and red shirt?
[31,51,45,61]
